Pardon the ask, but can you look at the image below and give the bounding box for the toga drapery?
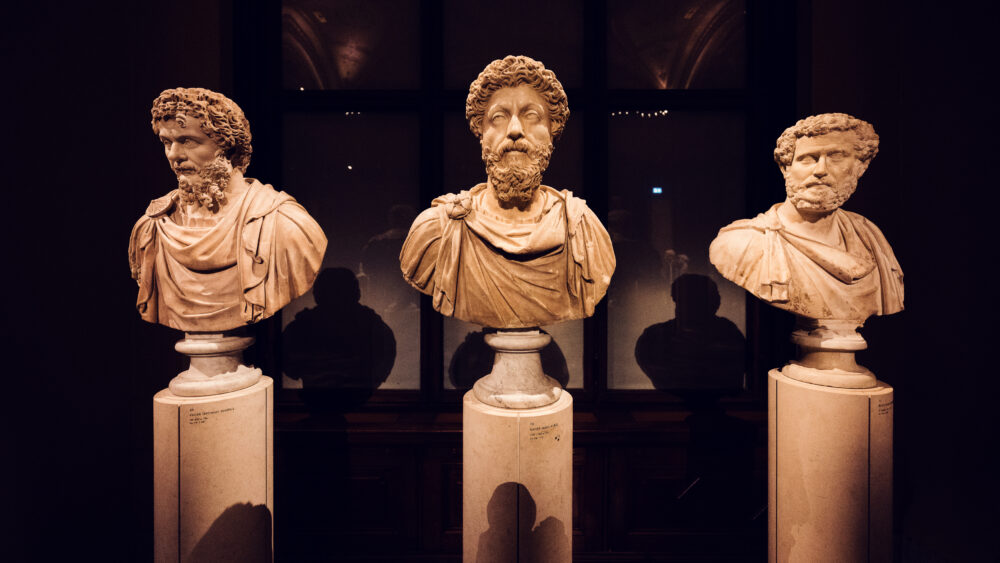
[400,184,616,328]
[129,178,327,332]
[709,204,903,321]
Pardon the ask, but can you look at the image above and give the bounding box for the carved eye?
[798,155,816,164]
[491,113,507,124]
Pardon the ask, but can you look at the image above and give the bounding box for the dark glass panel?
[607,110,747,390]
[608,0,746,89]
[281,112,421,393]
[283,0,420,90]
[443,0,583,89]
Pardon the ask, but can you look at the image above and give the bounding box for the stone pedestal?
[473,329,562,409]
[463,391,573,563]
[170,332,262,397]
[154,377,274,563]
[768,370,892,563]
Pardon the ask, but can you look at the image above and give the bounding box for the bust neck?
[777,199,843,248]
[480,180,546,223]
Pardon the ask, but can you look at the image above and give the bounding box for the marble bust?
[129,87,327,333]
[399,55,616,329]
[709,113,903,324]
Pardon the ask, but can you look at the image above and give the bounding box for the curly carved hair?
[774,113,879,169]
[466,55,570,141]
[150,87,253,173]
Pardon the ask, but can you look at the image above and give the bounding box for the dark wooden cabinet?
[275,408,766,561]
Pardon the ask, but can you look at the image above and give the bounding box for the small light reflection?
[347,165,353,170]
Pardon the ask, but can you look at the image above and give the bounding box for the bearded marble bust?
[400,56,616,329]
[129,87,327,332]
[709,113,903,324]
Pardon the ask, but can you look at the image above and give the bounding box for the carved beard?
[785,168,860,213]
[176,156,233,212]
[482,139,554,206]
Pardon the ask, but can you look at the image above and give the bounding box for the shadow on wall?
[282,267,396,410]
[188,502,272,563]
[634,274,761,526]
[477,482,569,563]
[635,273,745,391]
[450,329,570,390]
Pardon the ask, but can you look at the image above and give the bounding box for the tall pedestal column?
[463,391,573,563]
[768,370,892,563]
[153,377,274,563]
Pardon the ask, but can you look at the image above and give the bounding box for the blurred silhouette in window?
[283,267,395,409]
[635,274,744,390]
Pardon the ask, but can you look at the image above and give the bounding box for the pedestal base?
[154,377,274,563]
[463,390,572,563]
[769,370,892,563]
[473,330,562,409]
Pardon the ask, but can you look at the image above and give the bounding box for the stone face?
[709,113,902,325]
[129,87,327,333]
[400,56,615,329]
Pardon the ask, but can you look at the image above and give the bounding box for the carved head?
[466,55,569,141]
[150,88,252,174]
[774,113,879,213]
[467,56,569,206]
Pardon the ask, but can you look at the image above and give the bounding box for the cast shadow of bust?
[476,482,570,563]
[282,267,396,411]
[449,329,569,390]
[634,274,745,391]
[634,274,759,525]
[187,502,272,563]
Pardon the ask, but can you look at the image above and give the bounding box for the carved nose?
[813,156,828,177]
[507,115,524,140]
[167,143,183,161]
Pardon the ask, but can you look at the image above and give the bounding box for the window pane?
[607,0,746,89]
[281,112,421,394]
[283,0,420,90]
[607,111,747,391]
[443,0,583,89]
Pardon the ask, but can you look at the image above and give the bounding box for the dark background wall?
[6,1,996,560]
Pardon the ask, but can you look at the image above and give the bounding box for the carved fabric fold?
[400,184,616,328]
[128,179,327,331]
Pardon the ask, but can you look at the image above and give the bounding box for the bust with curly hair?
[709,113,903,324]
[129,87,327,336]
[401,56,615,330]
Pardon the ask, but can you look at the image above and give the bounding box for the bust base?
[782,319,876,389]
[473,329,562,409]
[169,332,262,397]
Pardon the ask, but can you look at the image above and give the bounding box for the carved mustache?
[499,140,534,154]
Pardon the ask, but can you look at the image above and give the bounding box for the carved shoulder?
[709,225,766,281]
[144,191,177,217]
